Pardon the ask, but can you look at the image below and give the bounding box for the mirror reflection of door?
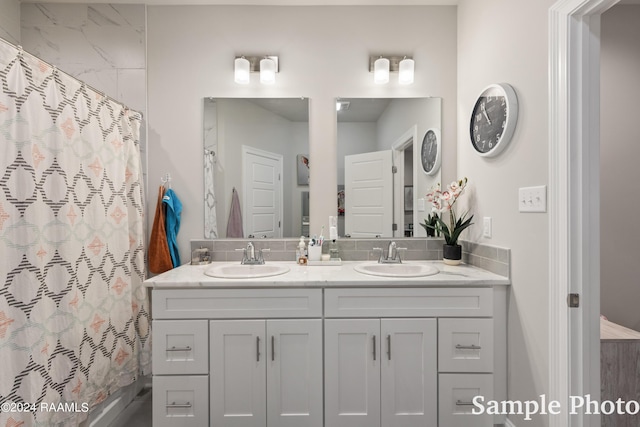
[337,98,441,238]
[242,146,283,238]
[344,150,393,237]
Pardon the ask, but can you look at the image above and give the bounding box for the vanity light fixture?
[369,55,414,85]
[234,56,250,84]
[260,57,276,85]
[233,55,279,84]
[373,56,390,85]
[398,57,415,85]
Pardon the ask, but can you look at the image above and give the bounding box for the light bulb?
[260,58,276,85]
[374,57,390,85]
[234,57,250,84]
[399,58,414,85]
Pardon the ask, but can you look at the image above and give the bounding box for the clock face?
[421,128,440,175]
[470,84,518,157]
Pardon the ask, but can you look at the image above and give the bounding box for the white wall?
[600,4,640,332]
[0,0,20,45]
[146,5,457,262]
[457,0,553,425]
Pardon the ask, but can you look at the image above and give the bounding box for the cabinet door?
[210,320,266,427]
[324,319,381,427]
[381,319,437,427]
[267,319,323,427]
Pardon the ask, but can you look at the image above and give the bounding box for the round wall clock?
[420,128,441,176]
[470,83,518,157]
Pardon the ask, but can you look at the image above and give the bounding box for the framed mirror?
[336,97,442,238]
[203,98,309,238]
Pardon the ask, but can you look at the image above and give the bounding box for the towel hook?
[161,173,172,189]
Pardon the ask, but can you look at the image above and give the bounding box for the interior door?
[381,318,437,427]
[243,146,283,238]
[324,319,381,427]
[210,320,266,427]
[267,319,323,427]
[344,150,393,237]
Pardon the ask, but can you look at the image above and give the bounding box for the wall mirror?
[203,97,309,238]
[337,97,442,238]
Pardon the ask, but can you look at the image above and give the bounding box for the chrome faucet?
[237,241,269,265]
[373,241,406,264]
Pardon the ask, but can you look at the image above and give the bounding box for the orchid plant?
[421,177,473,246]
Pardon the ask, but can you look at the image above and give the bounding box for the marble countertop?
[144,260,510,289]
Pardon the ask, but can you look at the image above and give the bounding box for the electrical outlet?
[483,217,492,238]
[519,185,547,213]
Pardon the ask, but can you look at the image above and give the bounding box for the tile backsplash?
[191,238,510,278]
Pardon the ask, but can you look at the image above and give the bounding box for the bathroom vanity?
[145,260,509,427]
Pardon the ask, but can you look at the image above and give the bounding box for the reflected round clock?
[420,128,441,176]
[470,83,518,157]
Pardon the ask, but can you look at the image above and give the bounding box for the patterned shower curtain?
[0,41,150,426]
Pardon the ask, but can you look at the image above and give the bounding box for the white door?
[243,146,283,238]
[324,319,381,427]
[210,320,266,427]
[267,320,323,427]
[345,150,393,238]
[381,319,437,427]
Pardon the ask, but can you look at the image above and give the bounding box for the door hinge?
[392,223,398,231]
[392,166,398,174]
[567,293,580,308]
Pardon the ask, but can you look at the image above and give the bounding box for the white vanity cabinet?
[151,288,323,427]
[324,287,505,427]
[149,268,508,427]
[210,319,323,427]
[324,318,437,427]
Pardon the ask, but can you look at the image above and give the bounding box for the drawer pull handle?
[257,336,261,362]
[166,346,192,352]
[387,335,391,361]
[271,335,275,361]
[166,402,192,409]
[456,400,475,406]
[372,335,376,361]
[456,344,481,350]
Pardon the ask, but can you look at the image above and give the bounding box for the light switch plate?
[519,185,547,213]
[483,217,492,238]
[417,198,426,212]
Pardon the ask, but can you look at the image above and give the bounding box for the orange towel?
[149,185,173,274]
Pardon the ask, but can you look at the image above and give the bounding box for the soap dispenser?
[297,236,307,264]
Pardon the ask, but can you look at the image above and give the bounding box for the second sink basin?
[204,263,290,279]
[354,262,440,278]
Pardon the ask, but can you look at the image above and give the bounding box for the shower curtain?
[0,41,150,426]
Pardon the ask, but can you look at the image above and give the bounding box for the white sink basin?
[204,263,290,279]
[353,263,439,278]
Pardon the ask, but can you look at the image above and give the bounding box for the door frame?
[241,145,284,238]
[548,0,617,425]
[391,125,418,238]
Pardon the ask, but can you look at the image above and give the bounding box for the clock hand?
[481,102,492,125]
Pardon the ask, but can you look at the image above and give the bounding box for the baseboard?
[83,377,149,427]
[504,418,517,427]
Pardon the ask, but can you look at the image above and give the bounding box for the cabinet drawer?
[438,318,493,373]
[153,375,208,427]
[325,288,493,318]
[438,373,493,427]
[153,288,322,319]
[152,320,209,375]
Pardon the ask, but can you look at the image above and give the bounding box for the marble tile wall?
[191,238,511,277]
[0,0,20,45]
[20,3,148,175]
